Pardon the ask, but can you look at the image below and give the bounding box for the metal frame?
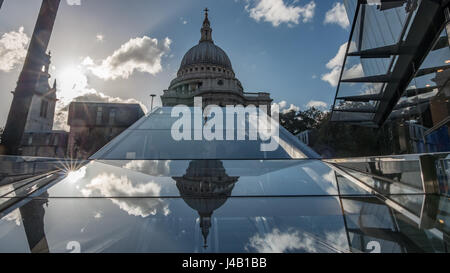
[330,0,449,127]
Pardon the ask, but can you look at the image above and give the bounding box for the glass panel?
[331,111,375,122]
[337,82,385,98]
[334,100,378,112]
[36,160,340,198]
[90,107,320,160]
[0,196,349,253]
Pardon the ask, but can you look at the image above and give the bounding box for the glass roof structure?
[90,107,320,160]
[0,105,449,253]
[331,0,450,127]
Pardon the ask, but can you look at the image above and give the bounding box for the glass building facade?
[331,0,450,153]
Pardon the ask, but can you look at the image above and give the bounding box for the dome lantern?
[200,8,213,43]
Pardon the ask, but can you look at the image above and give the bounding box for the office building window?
[96,106,103,125]
[109,109,116,125]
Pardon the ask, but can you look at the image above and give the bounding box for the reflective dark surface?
[0,154,449,253]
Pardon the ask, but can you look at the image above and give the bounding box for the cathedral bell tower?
[1,0,60,155]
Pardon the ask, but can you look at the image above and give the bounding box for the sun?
[56,66,92,105]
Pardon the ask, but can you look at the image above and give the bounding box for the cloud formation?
[246,228,350,253]
[306,100,328,109]
[81,173,170,217]
[83,36,171,80]
[321,42,358,87]
[324,3,350,29]
[96,34,104,42]
[272,100,300,114]
[53,65,147,131]
[0,27,29,72]
[66,0,81,5]
[246,0,316,27]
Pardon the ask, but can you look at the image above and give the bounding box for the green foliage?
[279,107,326,135]
[279,107,396,157]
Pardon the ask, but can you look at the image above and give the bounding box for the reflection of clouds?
[247,229,317,253]
[66,166,87,183]
[3,209,21,226]
[325,229,349,251]
[81,173,169,217]
[302,166,337,195]
[122,160,171,176]
[247,228,349,253]
[94,212,103,219]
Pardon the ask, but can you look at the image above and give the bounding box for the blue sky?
[0,0,351,129]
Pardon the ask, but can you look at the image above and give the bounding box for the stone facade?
[67,102,145,159]
[161,10,272,110]
[20,131,68,158]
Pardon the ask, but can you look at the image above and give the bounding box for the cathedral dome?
[180,42,232,71]
[178,8,233,72]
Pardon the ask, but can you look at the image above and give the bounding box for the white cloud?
[342,63,363,80]
[325,42,348,70]
[321,66,341,87]
[81,173,170,217]
[306,100,328,109]
[324,2,350,29]
[246,228,350,253]
[321,41,358,87]
[123,160,172,176]
[0,26,29,72]
[272,100,300,114]
[52,65,147,131]
[66,0,81,5]
[83,36,171,80]
[96,34,104,42]
[3,209,22,226]
[246,0,316,27]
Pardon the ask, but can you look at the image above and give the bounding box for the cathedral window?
[217,80,224,86]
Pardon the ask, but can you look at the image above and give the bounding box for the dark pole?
[150,94,156,112]
[1,0,61,155]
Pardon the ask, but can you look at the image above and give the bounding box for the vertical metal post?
[150,94,156,112]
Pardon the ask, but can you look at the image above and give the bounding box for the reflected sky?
[0,155,449,253]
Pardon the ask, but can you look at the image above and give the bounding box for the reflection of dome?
[173,160,239,249]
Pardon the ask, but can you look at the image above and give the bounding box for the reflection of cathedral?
[173,160,239,248]
[161,9,272,108]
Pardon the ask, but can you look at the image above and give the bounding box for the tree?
[278,107,397,157]
[279,107,325,135]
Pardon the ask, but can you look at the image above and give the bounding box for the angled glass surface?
[90,107,320,160]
